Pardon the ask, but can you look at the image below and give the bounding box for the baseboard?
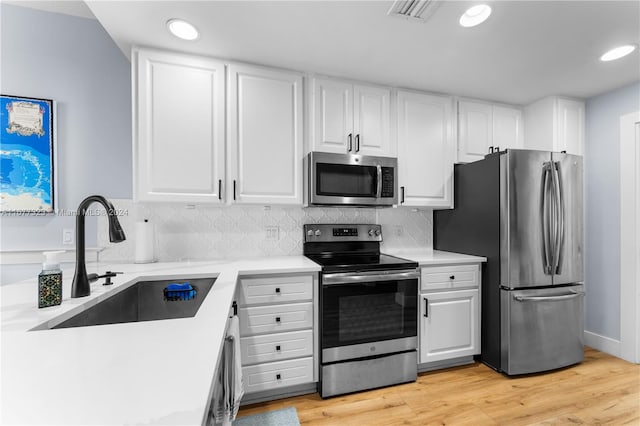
[240,383,317,406]
[418,356,475,373]
[584,331,621,357]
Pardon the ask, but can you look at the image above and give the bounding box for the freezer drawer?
[501,285,584,375]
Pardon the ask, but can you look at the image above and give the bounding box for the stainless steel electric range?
[303,224,419,398]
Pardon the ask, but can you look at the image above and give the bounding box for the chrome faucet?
[71,195,126,298]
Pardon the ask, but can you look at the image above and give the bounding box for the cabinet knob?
[449,275,455,280]
[276,373,282,380]
[275,287,281,294]
[275,316,281,323]
[276,345,281,351]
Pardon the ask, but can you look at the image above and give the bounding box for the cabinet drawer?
[421,264,479,291]
[239,303,313,336]
[240,330,313,365]
[238,275,313,306]
[243,357,314,394]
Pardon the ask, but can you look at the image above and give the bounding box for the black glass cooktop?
[305,252,418,273]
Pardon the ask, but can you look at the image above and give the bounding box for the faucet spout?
[71,195,126,298]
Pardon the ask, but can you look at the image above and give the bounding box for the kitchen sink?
[34,277,215,330]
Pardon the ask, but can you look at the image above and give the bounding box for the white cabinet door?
[309,77,394,156]
[310,78,353,154]
[493,105,523,151]
[239,302,314,336]
[228,64,303,205]
[353,84,394,156]
[523,96,584,155]
[458,100,493,163]
[555,98,584,155]
[134,49,225,203]
[243,357,314,394]
[397,90,454,208]
[420,289,479,363]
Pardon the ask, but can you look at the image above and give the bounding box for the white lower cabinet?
[240,330,313,365]
[243,357,314,394]
[236,273,317,399]
[419,264,481,365]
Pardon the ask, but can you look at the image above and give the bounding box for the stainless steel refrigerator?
[434,149,584,375]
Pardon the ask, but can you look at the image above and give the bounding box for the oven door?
[321,269,418,363]
[309,152,397,206]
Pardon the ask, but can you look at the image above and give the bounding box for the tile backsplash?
[97,199,432,262]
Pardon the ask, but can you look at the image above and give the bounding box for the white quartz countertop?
[0,256,320,426]
[386,249,487,265]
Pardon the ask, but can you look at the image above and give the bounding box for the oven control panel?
[304,224,382,242]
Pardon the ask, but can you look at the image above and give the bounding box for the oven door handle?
[322,270,419,285]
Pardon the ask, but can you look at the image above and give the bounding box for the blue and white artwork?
[0,95,55,213]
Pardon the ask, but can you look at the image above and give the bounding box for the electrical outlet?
[62,228,74,245]
[265,225,279,241]
[395,225,404,237]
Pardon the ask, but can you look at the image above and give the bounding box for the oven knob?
[368,229,374,237]
[314,230,322,236]
[375,229,381,237]
[306,229,314,237]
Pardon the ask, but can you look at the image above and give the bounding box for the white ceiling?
[13,1,640,105]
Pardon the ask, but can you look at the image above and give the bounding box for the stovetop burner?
[303,224,418,273]
[305,252,417,273]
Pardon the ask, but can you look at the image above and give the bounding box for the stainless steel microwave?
[305,152,397,207]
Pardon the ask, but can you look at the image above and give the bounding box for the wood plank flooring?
[237,348,640,425]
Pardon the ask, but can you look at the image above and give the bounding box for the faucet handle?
[88,271,122,285]
[102,271,123,286]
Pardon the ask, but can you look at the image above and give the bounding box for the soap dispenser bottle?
[38,251,64,308]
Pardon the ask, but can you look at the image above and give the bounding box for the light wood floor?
[238,348,640,425]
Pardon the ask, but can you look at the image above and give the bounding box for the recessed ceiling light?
[167,19,199,41]
[459,4,492,27]
[600,44,636,62]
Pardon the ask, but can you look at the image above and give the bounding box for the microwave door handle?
[376,165,382,198]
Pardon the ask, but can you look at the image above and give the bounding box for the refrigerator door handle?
[514,290,585,302]
[552,162,565,274]
[541,162,553,274]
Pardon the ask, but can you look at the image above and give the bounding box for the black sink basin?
[40,278,215,330]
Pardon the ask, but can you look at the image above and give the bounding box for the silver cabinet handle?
[355,134,360,152]
[233,180,237,201]
[218,179,222,200]
[514,291,584,302]
[347,133,353,152]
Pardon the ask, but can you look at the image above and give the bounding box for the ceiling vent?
[387,0,442,22]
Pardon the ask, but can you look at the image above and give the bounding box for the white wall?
[585,81,640,341]
[0,4,131,250]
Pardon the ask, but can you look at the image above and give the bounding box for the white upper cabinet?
[458,99,523,163]
[309,77,394,156]
[493,105,524,152]
[523,96,584,155]
[353,84,393,156]
[556,98,585,155]
[227,64,303,205]
[396,90,455,208]
[133,48,226,203]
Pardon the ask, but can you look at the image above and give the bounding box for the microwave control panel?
[381,167,394,198]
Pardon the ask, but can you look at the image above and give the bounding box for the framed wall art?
[0,94,56,214]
